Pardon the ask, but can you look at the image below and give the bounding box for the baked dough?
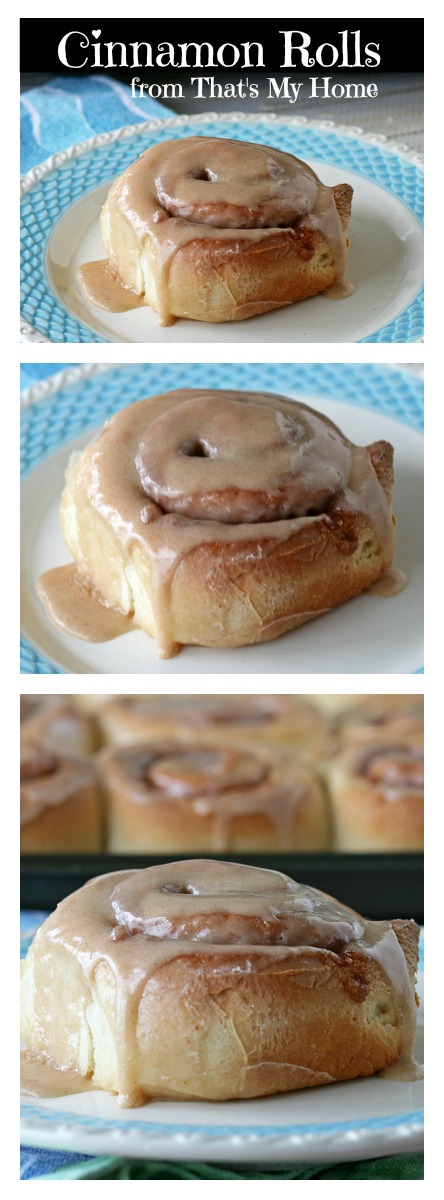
[49,388,396,658]
[20,738,102,853]
[323,738,424,851]
[333,696,424,744]
[21,860,420,1105]
[96,136,353,325]
[98,740,330,852]
[99,694,328,748]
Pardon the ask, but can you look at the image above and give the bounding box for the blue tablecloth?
[21,76,172,174]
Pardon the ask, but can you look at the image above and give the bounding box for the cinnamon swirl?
[324,739,424,851]
[20,861,420,1105]
[80,136,353,326]
[99,694,328,749]
[20,738,102,853]
[38,388,396,658]
[99,740,329,852]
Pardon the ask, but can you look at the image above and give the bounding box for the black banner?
[20,18,424,75]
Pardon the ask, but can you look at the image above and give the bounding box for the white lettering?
[129,43,154,68]
[365,43,381,67]
[317,43,339,68]
[280,30,315,68]
[268,76,304,103]
[58,31,90,69]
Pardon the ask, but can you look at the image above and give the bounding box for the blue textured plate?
[20,363,424,676]
[20,113,424,344]
[20,917,423,1163]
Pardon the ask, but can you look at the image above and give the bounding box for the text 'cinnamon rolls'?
[79,136,353,326]
[37,388,396,658]
[20,861,420,1105]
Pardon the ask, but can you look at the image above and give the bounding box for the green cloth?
[40,1153,424,1180]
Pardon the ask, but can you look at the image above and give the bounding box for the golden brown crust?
[161,510,389,649]
[163,191,351,323]
[133,928,417,1100]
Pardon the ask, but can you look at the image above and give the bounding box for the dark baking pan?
[20,852,423,924]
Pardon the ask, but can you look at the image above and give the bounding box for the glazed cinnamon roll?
[333,696,424,745]
[324,739,424,851]
[99,695,328,749]
[20,738,102,853]
[80,136,353,326]
[20,861,420,1105]
[38,389,396,659]
[21,695,96,753]
[99,740,329,852]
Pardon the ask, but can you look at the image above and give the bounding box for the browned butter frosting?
[21,861,421,1106]
[79,136,352,325]
[37,389,396,658]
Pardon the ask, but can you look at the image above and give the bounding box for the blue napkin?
[21,75,173,174]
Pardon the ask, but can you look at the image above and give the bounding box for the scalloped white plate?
[20,968,423,1164]
[20,390,424,675]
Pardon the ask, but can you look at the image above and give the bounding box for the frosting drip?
[22,862,420,1106]
[46,389,395,658]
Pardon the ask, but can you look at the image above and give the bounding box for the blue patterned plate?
[20,917,423,1163]
[20,113,423,344]
[20,362,423,675]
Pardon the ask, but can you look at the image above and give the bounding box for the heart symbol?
[92,29,101,38]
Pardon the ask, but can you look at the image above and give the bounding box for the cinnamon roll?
[333,695,424,745]
[21,695,96,753]
[20,738,102,853]
[38,388,396,659]
[324,739,424,851]
[20,861,420,1105]
[99,740,329,852]
[99,695,328,749]
[80,136,353,326]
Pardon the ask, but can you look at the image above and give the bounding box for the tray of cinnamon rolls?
[20,692,424,921]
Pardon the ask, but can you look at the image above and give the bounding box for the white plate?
[20,394,423,675]
[20,965,424,1163]
[45,160,423,345]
